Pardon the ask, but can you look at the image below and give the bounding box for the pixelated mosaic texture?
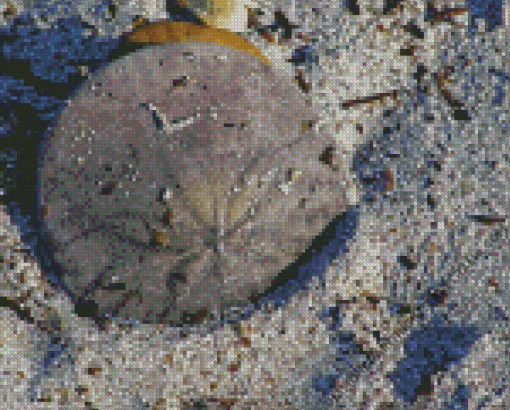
[1,0,510,408]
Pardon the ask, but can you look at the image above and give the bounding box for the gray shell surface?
[39,40,353,325]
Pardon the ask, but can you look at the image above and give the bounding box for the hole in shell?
[99,181,116,195]
[319,146,338,171]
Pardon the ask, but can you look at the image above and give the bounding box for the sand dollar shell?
[38,35,353,326]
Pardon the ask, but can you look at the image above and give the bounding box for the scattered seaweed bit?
[398,255,417,270]
[436,67,467,112]
[287,45,315,65]
[12,246,31,255]
[468,215,507,225]
[0,295,63,336]
[392,303,413,315]
[383,169,394,192]
[430,159,441,172]
[376,22,393,35]
[404,21,425,39]
[399,45,417,57]
[295,69,311,93]
[341,90,399,108]
[319,145,336,169]
[453,109,470,121]
[99,181,117,195]
[247,7,259,29]
[36,395,53,403]
[459,57,472,70]
[383,0,404,15]
[73,299,99,320]
[414,63,427,86]
[180,308,210,326]
[425,1,470,25]
[425,287,448,308]
[0,296,35,325]
[272,10,298,41]
[415,373,434,397]
[172,75,189,88]
[377,402,398,408]
[259,28,275,43]
[107,2,117,22]
[427,193,436,210]
[166,0,205,24]
[488,276,500,290]
[75,385,88,396]
[347,0,361,15]
[206,398,238,409]
[248,8,298,44]
[360,168,394,194]
[246,7,275,43]
[86,366,103,376]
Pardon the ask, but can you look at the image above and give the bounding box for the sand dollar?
[38,31,354,326]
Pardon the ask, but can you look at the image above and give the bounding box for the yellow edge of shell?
[126,21,271,66]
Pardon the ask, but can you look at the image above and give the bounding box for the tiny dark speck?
[453,109,470,121]
[468,215,506,224]
[399,47,414,57]
[347,0,361,15]
[273,10,295,40]
[398,255,417,270]
[394,304,412,315]
[180,308,208,325]
[319,146,335,166]
[416,374,433,397]
[74,299,99,319]
[427,193,436,210]
[172,77,187,87]
[100,181,116,195]
[404,21,425,39]
[102,282,126,291]
[108,3,117,19]
[426,288,448,307]
[288,46,314,65]
[383,0,403,15]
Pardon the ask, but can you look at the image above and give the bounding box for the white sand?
[1,0,509,408]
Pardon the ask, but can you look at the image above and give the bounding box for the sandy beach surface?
[1,0,509,408]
